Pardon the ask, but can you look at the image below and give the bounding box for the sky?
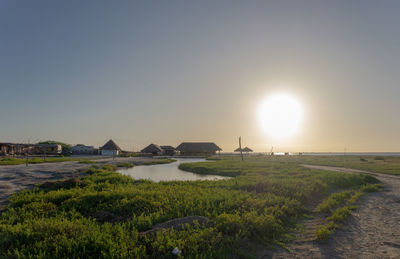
[1,0,400,152]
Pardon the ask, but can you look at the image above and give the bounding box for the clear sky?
[1,1,400,152]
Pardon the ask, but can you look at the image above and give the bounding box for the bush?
[361,184,381,193]
[117,162,134,168]
[316,225,331,241]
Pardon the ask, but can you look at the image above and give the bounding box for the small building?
[0,143,34,156]
[160,145,176,156]
[35,144,62,154]
[100,139,121,156]
[0,142,61,156]
[234,147,253,155]
[71,144,95,155]
[242,147,253,153]
[176,142,222,156]
[141,144,163,156]
[234,147,243,152]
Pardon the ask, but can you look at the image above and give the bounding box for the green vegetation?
[316,190,354,213]
[0,156,381,258]
[315,183,381,241]
[142,159,176,165]
[0,157,96,166]
[283,155,400,176]
[78,160,97,164]
[179,160,241,177]
[117,162,134,168]
[119,153,142,157]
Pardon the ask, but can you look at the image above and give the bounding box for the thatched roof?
[101,139,121,151]
[234,147,253,152]
[160,145,175,151]
[243,147,253,152]
[141,144,163,153]
[176,142,222,152]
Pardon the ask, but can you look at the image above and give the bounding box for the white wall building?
[100,139,121,156]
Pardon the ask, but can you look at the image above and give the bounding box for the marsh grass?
[0,157,96,166]
[286,155,400,176]
[117,162,134,168]
[0,157,380,258]
[315,183,381,241]
[78,160,97,164]
[142,159,176,165]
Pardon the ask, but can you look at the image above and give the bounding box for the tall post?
[25,152,28,167]
[239,136,243,161]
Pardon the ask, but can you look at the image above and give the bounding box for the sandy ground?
[259,165,400,259]
[0,157,155,209]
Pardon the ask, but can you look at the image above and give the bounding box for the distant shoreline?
[220,152,400,156]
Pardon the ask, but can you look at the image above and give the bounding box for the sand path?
[260,164,400,258]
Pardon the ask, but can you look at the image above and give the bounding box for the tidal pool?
[117,158,229,182]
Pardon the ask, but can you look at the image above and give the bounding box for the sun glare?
[258,93,303,139]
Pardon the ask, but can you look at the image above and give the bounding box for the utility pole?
[239,136,243,161]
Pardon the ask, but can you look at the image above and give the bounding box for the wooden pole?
[239,136,243,161]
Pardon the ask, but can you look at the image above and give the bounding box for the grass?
[0,156,382,258]
[0,156,105,166]
[142,159,176,165]
[117,162,134,168]
[285,155,400,176]
[78,160,97,164]
[315,183,381,241]
[0,157,85,165]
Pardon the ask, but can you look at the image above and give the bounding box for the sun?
[258,93,303,139]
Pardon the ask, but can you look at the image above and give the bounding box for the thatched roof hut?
[234,147,243,152]
[160,145,175,151]
[101,139,121,151]
[160,145,176,156]
[176,142,222,156]
[141,144,163,155]
[242,147,253,152]
[100,139,121,156]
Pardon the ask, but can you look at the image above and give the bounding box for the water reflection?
[117,158,229,182]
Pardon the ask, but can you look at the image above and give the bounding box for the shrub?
[361,184,381,193]
[316,225,331,241]
[117,162,134,168]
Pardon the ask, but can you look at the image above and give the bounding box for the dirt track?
[260,164,400,259]
[0,157,154,209]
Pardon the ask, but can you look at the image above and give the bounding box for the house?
[0,143,34,156]
[35,144,62,154]
[160,145,176,156]
[176,142,222,156]
[71,144,95,155]
[0,142,61,156]
[100,139,121,156]
[141,144,163,156]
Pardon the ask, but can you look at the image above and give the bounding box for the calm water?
[117,158,229,182]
